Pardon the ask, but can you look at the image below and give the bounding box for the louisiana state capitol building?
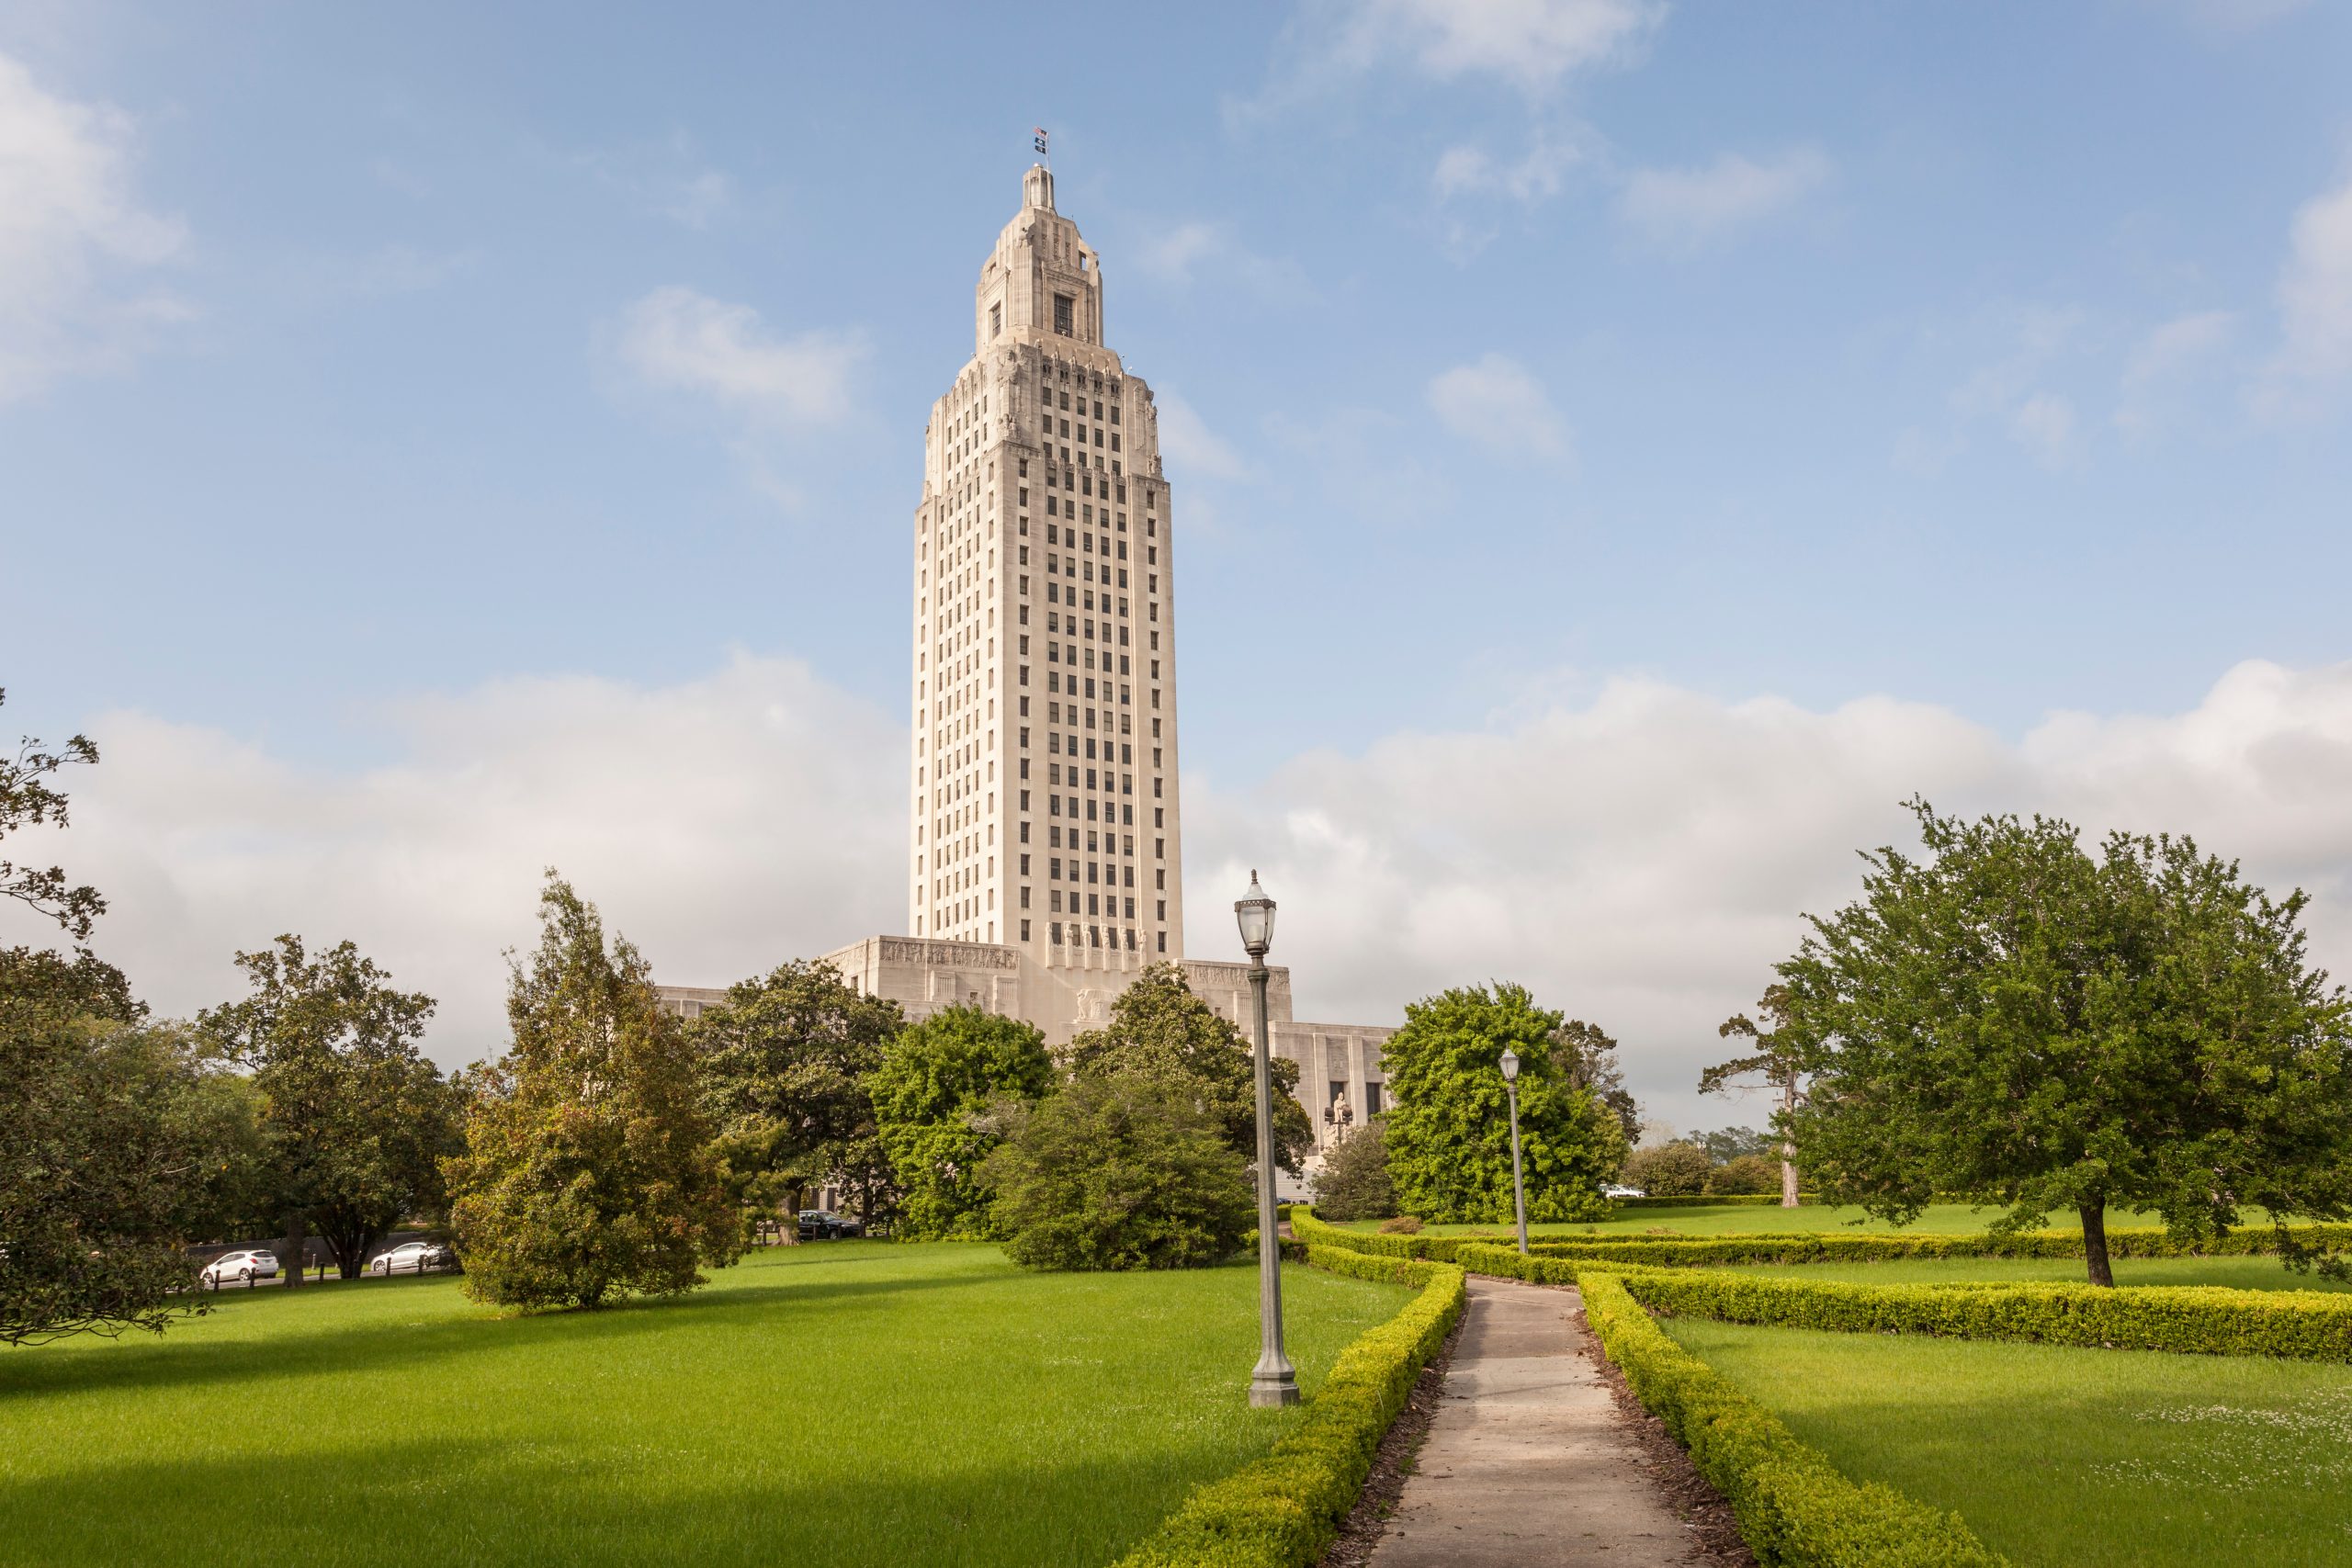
[910,163,1182,964]
[663,165,1390,1153]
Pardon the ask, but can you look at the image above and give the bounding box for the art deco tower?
[908,164,1186,975]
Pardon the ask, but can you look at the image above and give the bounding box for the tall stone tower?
[908,164,1186,978]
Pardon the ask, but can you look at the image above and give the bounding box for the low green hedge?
[1111,1247,1467,1567]
[1620,1268,2352,1362]
[1525,1222,2352,1269]
[1617,1193,1815,1208]
[1580,1272,2011,1566]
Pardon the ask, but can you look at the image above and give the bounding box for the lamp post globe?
[1499,1048,1520,1083]
[1235,870,1297,1407]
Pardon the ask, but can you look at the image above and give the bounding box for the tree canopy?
[198,935,461,1278]
[1781,800,2352,1286]
[689,959,905,1224]
[867,1005,1055,1239]
[1380,983,1628,1224]
[1308,1117,1396,1221]
[1065,962,1314,1176]
[1701,985,1808,1206]
[446,875,739,1309]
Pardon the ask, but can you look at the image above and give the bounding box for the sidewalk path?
[1367,1275,1707,1566]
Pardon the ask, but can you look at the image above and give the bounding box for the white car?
[1600,1184,1645,1200]
[199,1249,279,1285]
[367,1240,456,1277]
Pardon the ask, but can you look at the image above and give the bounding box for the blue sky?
[6,1,2352,1127]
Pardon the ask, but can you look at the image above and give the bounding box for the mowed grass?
[1666,1318,2352,1567]
[1726,1254,2352,1292]
[0,1242,1410,1568]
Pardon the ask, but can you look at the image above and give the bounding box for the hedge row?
[1618,1193,1814,1208]
[1111,1247,1467,1568]
[1526,1222,2352,1269]
[1579,1272,2012,1566]
[1619,1268,2352,1363]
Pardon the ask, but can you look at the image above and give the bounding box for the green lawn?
[0,1242,1409,1568]
[1724,1254,2352,1292]
[1335,1202,2066,1236]
[1666,1318,2352,1567]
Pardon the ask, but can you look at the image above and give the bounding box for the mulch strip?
[1570,1301,1758,1567]
[1314,1309,1467,1568]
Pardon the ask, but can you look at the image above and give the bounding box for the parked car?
[1600,1183,1645,1200]
[797,1210,863,1240]
[199,1249,279,1285]
[367,1240,458,1276]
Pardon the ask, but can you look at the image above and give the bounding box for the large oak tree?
[1781,800,2352,1286]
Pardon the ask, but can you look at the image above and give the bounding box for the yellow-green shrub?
[1580,1272,2011,1566]
[1111,1248,1466,1567]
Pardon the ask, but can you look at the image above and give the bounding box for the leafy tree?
[1701,986,1809,1206]
[446,875,740,1309]
[867,1005,1055,1239]
[980,1075,1253,1270]
[1705,1153,1781,1195]
[1690,1126,1775,1163]
[1,690,105,942]
[198,937,462,1279]
[690,959,905,1227]
[1308,1117,1396,1221]
[1065,962,1314,1176]
[1623,1142,1713,1196]
[1381,983,1628,1224]
[1781,800,2352,1287]
[1553,1019,1640,1145]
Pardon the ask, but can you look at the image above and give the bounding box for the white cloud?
[1426,352,1570,457]
[578,132,738,230]
[1433,131,1589,205]
[0,48,185,401]
[0,655,905,1070]
[21,651,2352,1139]
[1336,0,1661,91]
[2115,309,2233,436]
[1617,147,1830,253]
[1182,659,2352,1133]
[616,285,865,428]
[1129,220,1311,299]
[2007,390,2080,468]
[1154,392,1250,481]
[2266,167,2352,395]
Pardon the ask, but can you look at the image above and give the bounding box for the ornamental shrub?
[981,1074,1253,1271]
[1309,1118,1396,1221]
[1623,1142,1713,1197]
[1706,1154,1781,1196]
[1376,1214,1423,1235]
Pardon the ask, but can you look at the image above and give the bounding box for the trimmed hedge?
[1579,1272,2012,1566]
[1619,1268,2352,1363]
[1524,1222,2352,1270]
[1618,1193,1815,1208]
[1111,1247,1467,1567]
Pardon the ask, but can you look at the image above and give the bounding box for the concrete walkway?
[1367,1275,1706,1566]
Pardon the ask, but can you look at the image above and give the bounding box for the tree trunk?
[282,1214,307,1289]
[2080,1201,2114,1288]
[1780,1146,1800,1208]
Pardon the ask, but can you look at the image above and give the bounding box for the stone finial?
[1023,164,1055,212]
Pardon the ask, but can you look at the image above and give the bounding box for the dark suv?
[797,1209,864,1240]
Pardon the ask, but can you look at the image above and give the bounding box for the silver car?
[199,1249,279,1285]
[367,1240,456,1276]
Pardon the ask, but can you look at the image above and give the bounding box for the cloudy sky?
[6,1,2351,1133]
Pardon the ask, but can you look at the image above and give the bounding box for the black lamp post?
[1500,1047,1529,1255]
[1236,870,1297,1408]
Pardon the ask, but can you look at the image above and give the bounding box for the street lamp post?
[1236,870,1298,1408]
[1500,1047,1529,1255]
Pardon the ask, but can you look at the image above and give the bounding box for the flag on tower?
[1034,127,1049,155]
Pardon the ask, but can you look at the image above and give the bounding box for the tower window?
[989,303,1001,337]
[1054,295,1073,335]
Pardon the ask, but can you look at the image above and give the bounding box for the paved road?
[1368,1276,1706,1566]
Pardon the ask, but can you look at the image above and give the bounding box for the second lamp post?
[1236,871,1298,1408]
[1500,1047,1530,1255]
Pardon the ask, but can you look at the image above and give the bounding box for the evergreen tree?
[446,875,739,1309]
[1308,1117,1396,1221]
